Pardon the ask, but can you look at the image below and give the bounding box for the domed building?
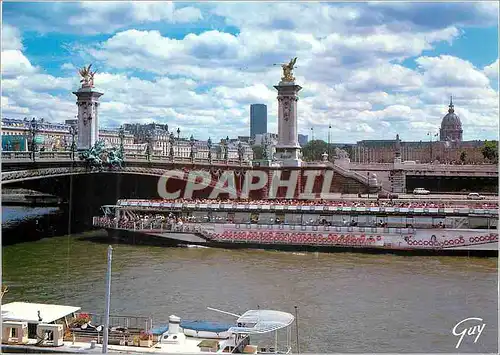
[439,97,463,142]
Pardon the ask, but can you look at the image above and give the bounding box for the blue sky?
[2,1,499,143]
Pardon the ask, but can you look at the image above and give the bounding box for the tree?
[302,140,328,161]
[251,145,264,160]
[481,141,498,163]
[459,151,467,164]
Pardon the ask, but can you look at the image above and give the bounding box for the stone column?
[273,82,302,167]
[73,87,104,150]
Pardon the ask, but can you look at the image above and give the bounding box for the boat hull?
[101,227,498,257]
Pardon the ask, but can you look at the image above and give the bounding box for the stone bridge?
[1,151,379,197]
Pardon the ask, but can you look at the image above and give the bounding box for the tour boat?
[93,199,498,256]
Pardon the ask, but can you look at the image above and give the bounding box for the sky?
[1,1,499,143]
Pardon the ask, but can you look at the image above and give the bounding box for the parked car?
[467,193,485,200]
[413,188,430,195]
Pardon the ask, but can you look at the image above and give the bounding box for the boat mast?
[102,245,113,353]
[294,306,300,354]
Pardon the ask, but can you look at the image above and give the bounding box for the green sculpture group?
[79,140,123,170]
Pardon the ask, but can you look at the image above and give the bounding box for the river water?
[2,207,498,353]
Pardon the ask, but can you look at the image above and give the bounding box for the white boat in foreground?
[1,302,296,354]
[137,309,295,354]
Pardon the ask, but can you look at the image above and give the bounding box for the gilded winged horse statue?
[78,64,97,88]
[281,57,297,82]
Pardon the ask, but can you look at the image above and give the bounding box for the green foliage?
[251,145,264,160]
[459,151,467,163]
[302,140,329,161]
[481,141,498,163]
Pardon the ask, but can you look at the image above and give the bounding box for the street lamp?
[310,127,314,141]
[169,132,175,158]
[69,125,78,160]
[190,135,196,160]
[145,131,152,161]
[118,126,125,157]
[29,117,39,162]
[176,128,181,157]
[427,131,438,163]
[224,136,229,161]
[328,123,331,161]
[207,137,212,161]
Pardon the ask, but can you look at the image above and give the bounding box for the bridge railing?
[1,151,73,160]
[2,151,252,166]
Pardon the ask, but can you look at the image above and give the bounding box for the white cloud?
[2,24,23,50]
[483,59,499,81]
[416,55,491,88]
[61,63,77,71]
[66,2,203,34]
[1,4,499,143]
[1,50,37,78]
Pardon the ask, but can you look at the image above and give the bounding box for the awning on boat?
[2,302,81,324]
[228,310,294,335]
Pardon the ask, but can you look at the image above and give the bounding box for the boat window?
[234,212,251,223]
[431,217,445,228]
[468,217,489,229]
[285,213,301,225]
[489,218,498,229]
[258,213,274,225]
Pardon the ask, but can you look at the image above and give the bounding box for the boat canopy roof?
[228,310,294,335]
[1,302,81,324]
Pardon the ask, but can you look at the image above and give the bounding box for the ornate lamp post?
[169,132,175,159]
[207,137,212,162]
[427,131,438,163]
[145,131,152,161]
[29,117,39,162]
[176,128,181,157]
[189,135,196,161]
[69,125,78,160]
[224,136,229,161]
[118,126,125,157]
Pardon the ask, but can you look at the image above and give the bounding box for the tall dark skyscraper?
[250,104,267,138]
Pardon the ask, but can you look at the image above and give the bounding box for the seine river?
[2,206,498,353]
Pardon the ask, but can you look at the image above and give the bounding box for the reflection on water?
[1,206,60,227]
[2,232,497,353]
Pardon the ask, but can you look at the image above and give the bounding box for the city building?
[250,104,267,138]
[439,97,463,142]
[298,134,308,146]
[253,133,278,147]
[99,129,135,148]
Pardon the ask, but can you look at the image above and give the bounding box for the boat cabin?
[1,302,80,346]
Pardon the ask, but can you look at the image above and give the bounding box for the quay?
[1,188,65,207]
